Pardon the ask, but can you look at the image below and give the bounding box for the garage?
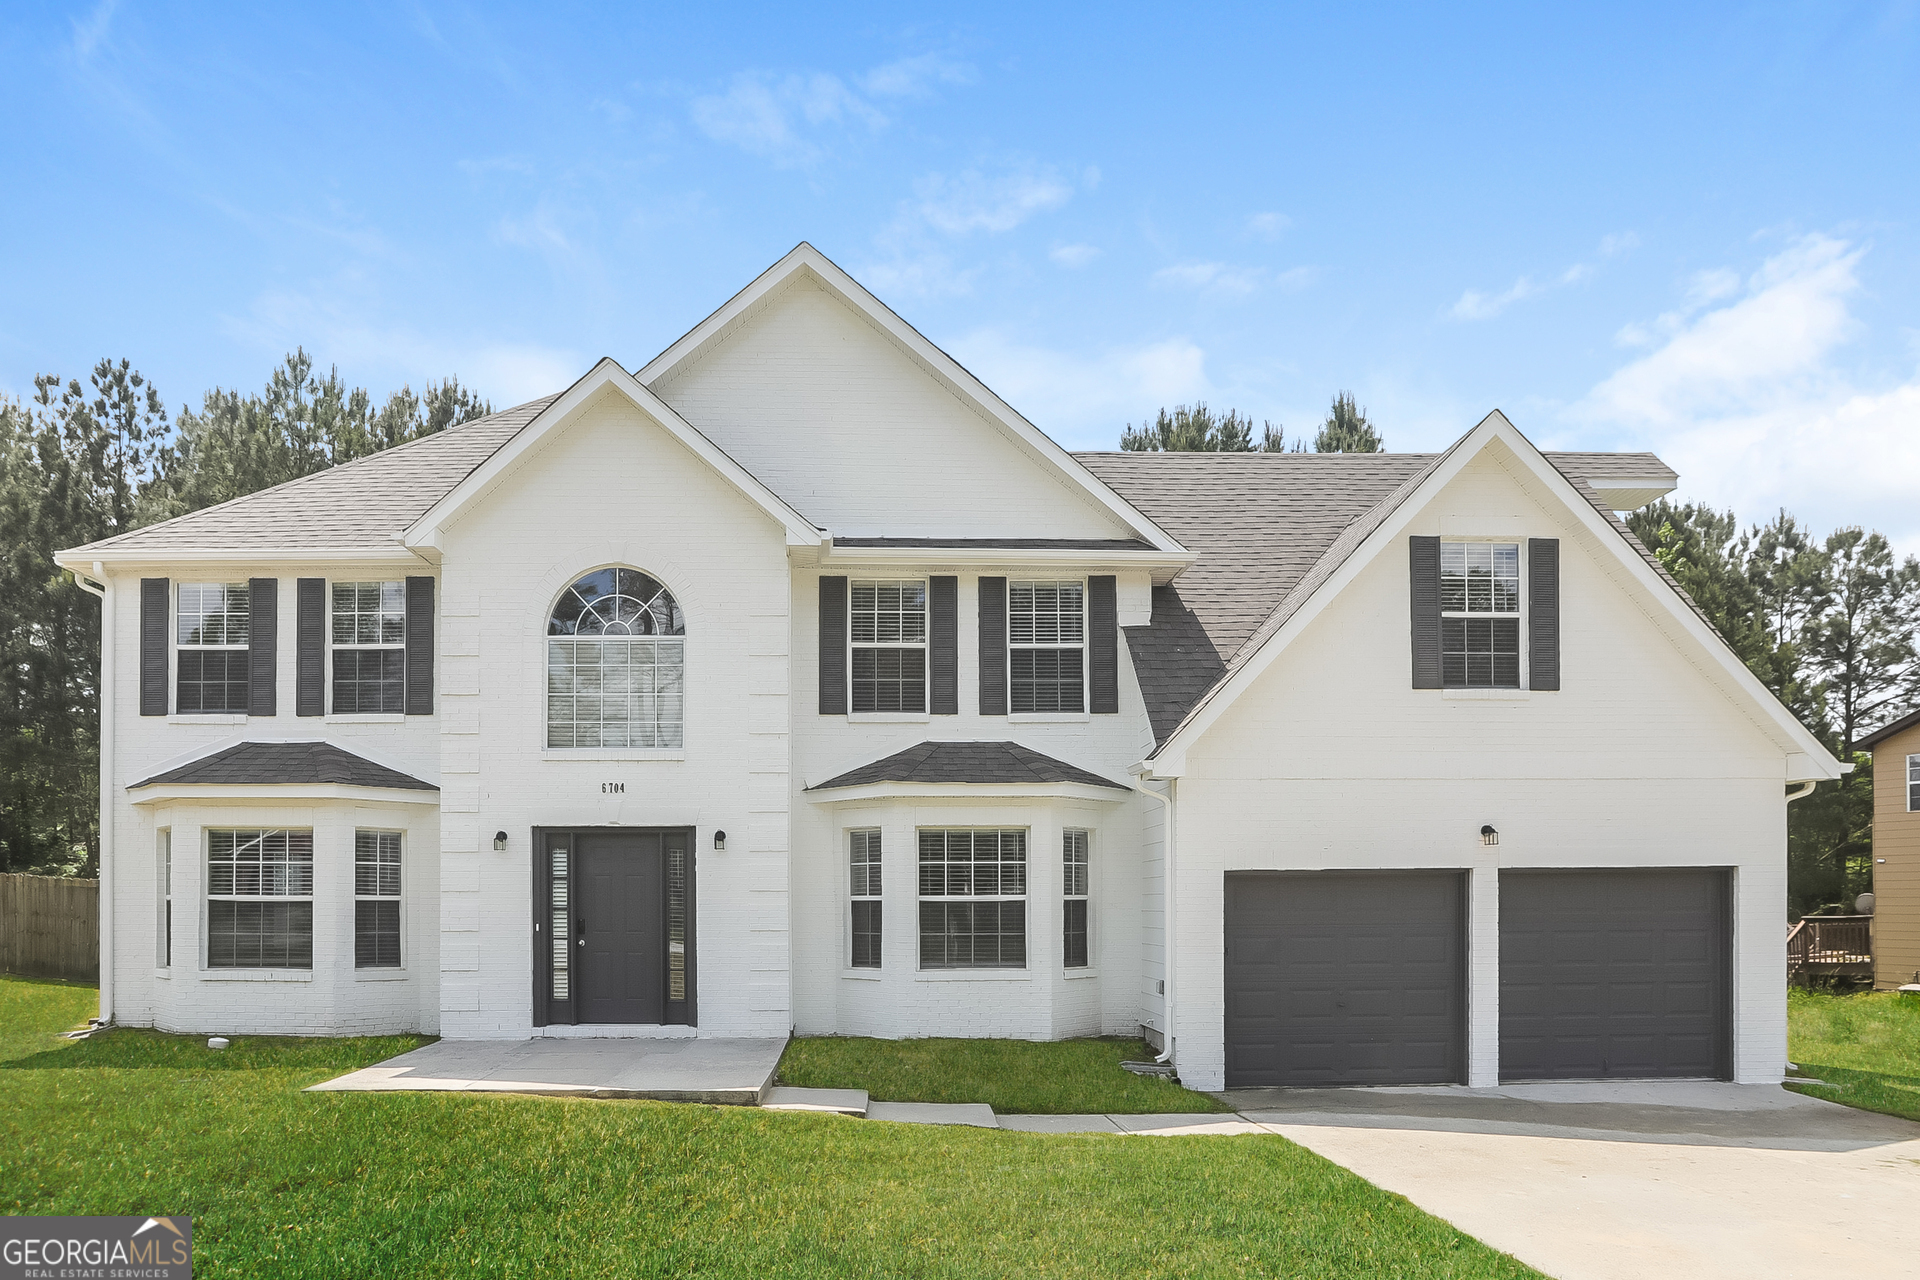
[1500,868,1731,1081]
[1224,870,1466,1087]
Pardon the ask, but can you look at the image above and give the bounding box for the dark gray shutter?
[139,578,169,716]
[818,576,848,715]
[1089,575,1118,714]
[247,577,277,717]
[296,578,325,716]
[1410,537,1442,689]
[1529,537,1561,691]
[929,575,958,715]
[405,576,435,715]
[978,576,1008,715]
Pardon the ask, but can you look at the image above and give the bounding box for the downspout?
[1127,767,1176,1066]
[1785,781,1816,804]
[71,563,113,1026]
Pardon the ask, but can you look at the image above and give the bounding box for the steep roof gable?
[402,357,822,553]
[1106,412,1843,781]
[637,243,1184,552]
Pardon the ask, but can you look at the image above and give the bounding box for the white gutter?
[70,562,112,1026]
[1127,767,1176,1066]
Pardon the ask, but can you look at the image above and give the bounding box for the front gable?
[641,245,1178,545]
[1149,412,1843,782]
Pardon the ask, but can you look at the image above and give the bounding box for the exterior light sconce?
[493,831,508,852]
[713,830,727,851]
[1480,825,1500,847]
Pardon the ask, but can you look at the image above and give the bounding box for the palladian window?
[547,569,686,749]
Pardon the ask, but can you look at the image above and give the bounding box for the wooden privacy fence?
[0,874,98,982]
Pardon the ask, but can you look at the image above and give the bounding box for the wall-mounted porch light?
[713,830,727,851]
[493,831,508,852]
[1480,825,1500,847]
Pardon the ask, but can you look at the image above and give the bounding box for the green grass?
[778,1034,1232,1114]
[0,976,1540,1279]
[1786,987,1920,1122]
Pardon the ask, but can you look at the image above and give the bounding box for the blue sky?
[5,2,1920,546]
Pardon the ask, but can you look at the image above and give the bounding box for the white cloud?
[1451,235,1628,321]
[1571,233,1920,551]
[1151,261,1312,297]
[859,53,974,98]
[946,329,1213,444]
[71,0,117,59]
[689,71,884,166]
[912,164,1074,235]
[1246,211,1291,240]
[1050,243,1101,268]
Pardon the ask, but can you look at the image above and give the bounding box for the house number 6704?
[601,782,626,794]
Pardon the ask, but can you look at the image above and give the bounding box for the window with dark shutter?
[850,580,927,712]
[1409,537,1441,689]
[1088,575,1118,714]
[332,581,406,713]
[1528,537,1561,691]
[295,578,325,716]
[1440,542,1521,688]
[248,577,277,717]
[403,576,434,715]
[140,578,169,716]
[978,577,1008,715]
[176,582,251,714]
[929,576,958,715]
[818,576,848,715]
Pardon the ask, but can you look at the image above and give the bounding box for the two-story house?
[55,244,1843,1090]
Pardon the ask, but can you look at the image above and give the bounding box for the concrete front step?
[866,1101,1000,1128]
[761,1086,870,1116]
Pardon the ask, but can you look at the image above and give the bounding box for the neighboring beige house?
[1860,710,1920,988]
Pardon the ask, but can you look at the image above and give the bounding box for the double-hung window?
[1063,830,1089,968]
[1909,755,1920,812]
[157,829,172,968]
[1440,543,1521,688]
[850,581,927,713]
[547,569,686,749]
[177,582,250,713]
[1009,581,1085,713]
[207,829,313,968]
[849,829,882,969]
[919,829,1027,969]
[333,581,407,713]
[354,830,403,967]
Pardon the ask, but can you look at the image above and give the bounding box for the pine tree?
[1312,391,1382,452]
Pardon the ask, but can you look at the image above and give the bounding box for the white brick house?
[56,244,1842,1089]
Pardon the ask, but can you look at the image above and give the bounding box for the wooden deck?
[1787,915,1872,982]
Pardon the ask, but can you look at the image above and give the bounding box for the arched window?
[547,569,686,749]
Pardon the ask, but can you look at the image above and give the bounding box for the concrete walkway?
[309,1036,785,1104]
[1227,1082,1920,1280]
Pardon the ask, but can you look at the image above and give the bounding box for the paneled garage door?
[1500,869,1731,1081]
[1224,870,1466,1088]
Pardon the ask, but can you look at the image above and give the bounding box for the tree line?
[0,352,489,875]
[1122,396,1919,918]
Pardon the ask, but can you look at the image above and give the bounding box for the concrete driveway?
[1225,1082,1920,1280]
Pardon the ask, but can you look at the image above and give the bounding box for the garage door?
[1500,869,1731,1081]
[1225,871,1466,1087]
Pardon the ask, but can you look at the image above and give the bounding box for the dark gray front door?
[1224,870,1467,1087]
[1499,868,1731,1081]
[577,831,666,1025]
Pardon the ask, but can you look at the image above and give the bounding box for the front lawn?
[778,1034,1231,1114]
[0,976,1540,1279]
[1786,987,1920,1122]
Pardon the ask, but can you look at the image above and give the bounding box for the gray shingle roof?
[70,396,559,555]
[808,741,1128,791]
[1074,448,1682,747]
[832,537,1157,551]
[130,741,438,791]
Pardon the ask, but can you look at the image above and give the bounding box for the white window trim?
[542,569,689,753]
[848,827,883,970]
[916,826,1029,972]
[156,828,171,969]
[1063,828,1091,971]
[328,580,407,716]
[354,828,405,970]
[1007,579,1088,715]
[1908,753,1920,813]
[1439,539,1526,691]
[204,827,314,971]
[848,578,930,717]
[175,581,251,716]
